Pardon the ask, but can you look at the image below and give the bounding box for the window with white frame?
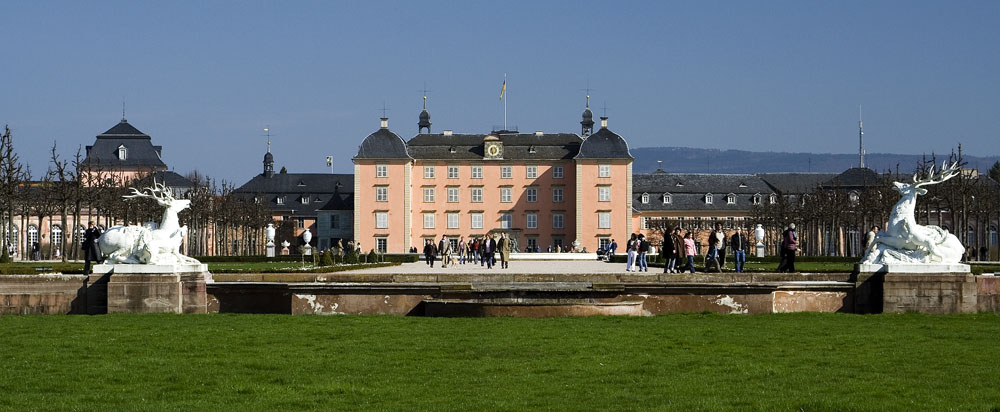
[376,164,388,178]
[598,186,611,202]
[726,194,736,204]
[552,213,564,229]
[641,193,649,204]
[447,187,459,202]
[663,193,672,204]
[27,225,38,247]
[375,212,388,229]
[552,187,564,202]
[500,213,513,229]
[526,213,538,229]
[753,194,761,205]
[376,186,388,202]
[599,164,610,178]
[526,166,538,179]
[301,195,310,204]
[423,187,435,202]
[471,165,483,179]
[423,213,435,229]
[276,196,285,205]
[51,225,63,249]
[501,166,512,179]
[117,144,127,160]
[471,187,483,203]
[447,166,459,179]
[705,193,714,204]
[471,213,483,229]
[500,187,512,203]
[598,213,611,229]
[553,166,564,179]
[376,237,387,253]
[769,194,777,204]
[526,187,537,203]
[424,166,435,179]
[447,213,459,229]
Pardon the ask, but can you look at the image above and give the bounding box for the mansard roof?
[82,120,168,170]
[575,126,633,160]
[133,171,194,188]
[235,173,354,194]
[633,171,770,194]
[822,167,884,188]
[758,173,837,194]
[354,128,411,160]
[406,132,582,160]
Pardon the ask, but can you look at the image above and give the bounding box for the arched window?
[117,144,127,160]
[4,225,18,254]
[989,225,998,246]
[726,193,736,205]
[27,225,38,248]
[705,193,713,205]
[663,193,672,204]
[641,193,649,204]
[769,194,777,204]
[51,225,63,249]
[752,193,761,205]
[849,191,860,204]
[968,226,976,245]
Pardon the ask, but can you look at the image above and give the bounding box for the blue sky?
[1,1,998,183]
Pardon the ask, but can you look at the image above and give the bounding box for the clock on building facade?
[483,135,503,160]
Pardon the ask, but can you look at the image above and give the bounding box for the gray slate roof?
[405,132,582,160]
[632,172,773,211]
[133,171,195,188]
[821,167,883,188]
[576,127,633,159]
[758,173,837,194]
[83,120,168,170]
[354,128,411,159]
[235,172,354,215]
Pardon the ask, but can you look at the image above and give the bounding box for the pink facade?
[353,116,633,254]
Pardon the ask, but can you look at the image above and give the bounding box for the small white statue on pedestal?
[281,240,291,255]
[265,223,276,258]
[754,224,766,258]
[861,161,965,265]
[302,230,313,256]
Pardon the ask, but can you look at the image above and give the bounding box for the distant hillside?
[632,147,1000,175]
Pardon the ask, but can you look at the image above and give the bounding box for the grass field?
[1,313,998,411]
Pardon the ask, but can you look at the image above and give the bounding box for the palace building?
[353,101,634,254]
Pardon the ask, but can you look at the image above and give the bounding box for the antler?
[913,160,961,188]
[121,179,175,205]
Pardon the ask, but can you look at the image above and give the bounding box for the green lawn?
[1,313,998,411]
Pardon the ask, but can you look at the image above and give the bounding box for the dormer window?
[663,193,672,204]
[276,196,285,205]
[726,193,736,204]
[705,193,714,204]
[297,181,306,186]
[449,146,457,154]
[675,181,684,187]
[528,145,536,154]
[641,193,649,204]
[301,195,310,204]
[849,191,860,204]
[738,182,748,188]
[769,194,777,204]
[117,144,127,160]
[753,193,762,205]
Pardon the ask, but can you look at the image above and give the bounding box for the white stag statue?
[98,182,201,265]
[861,161,964,264]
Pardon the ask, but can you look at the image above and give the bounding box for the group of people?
[421,233,512,269]
[657,226,746,273]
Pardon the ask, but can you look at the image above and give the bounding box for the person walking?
[483,234,496,269]
[609,239,618,256]
[81,221,102,276]
[778,223,798,272]
[715,224,728,268]
[625,233,638,272]
[439,235,452,268]
[679,232,697,273]
[637,234,650,272]
[865,225,879,249]
[706,224,722,272]
[423,239,437,267]
[660,229,676,274]
[499,233,511,269]
[730,227,748,273]
[671,227,685,274]
[458,237,466,264]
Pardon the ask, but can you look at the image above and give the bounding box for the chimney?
[380,117,388,129]
[600,117,608,129]
[535,131,543,137]
[443,130,453,136]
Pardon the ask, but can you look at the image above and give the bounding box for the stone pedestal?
[755,243,765,258]
[266,242,275,258]
[855,263,976,314]
[96,264,209,314]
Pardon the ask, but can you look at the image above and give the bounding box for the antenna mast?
[859,104,865,169]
